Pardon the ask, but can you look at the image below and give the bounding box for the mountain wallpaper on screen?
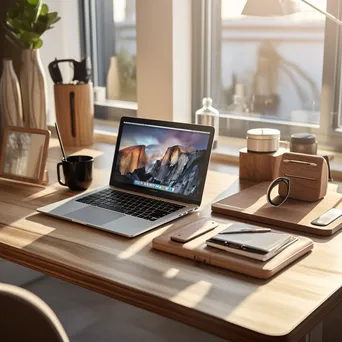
[114,124,210,198]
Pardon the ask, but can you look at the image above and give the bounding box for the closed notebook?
[206,231,297,261]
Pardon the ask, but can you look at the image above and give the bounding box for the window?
[195,0,342,150]
[81,0,137,121]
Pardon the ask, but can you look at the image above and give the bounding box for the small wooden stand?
[54,83,94,147]
[239,147,286,182]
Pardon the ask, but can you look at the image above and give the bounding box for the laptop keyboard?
[76,188,185,221]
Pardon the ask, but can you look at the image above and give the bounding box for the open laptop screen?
[110,118,214,205]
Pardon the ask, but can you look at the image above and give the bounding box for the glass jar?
[195,97,219,149]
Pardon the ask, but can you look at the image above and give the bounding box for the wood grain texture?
[212,182,342,236]
[278,152,328,202]
[153,220,313,279]
[54,84,94,147]
[239,147,285,182]
[1,139,342,341]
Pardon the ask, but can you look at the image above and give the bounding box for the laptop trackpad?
[64,206,125,226]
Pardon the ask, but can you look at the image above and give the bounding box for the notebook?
[206,231,297,261]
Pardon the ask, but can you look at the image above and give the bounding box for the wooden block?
[54,83,94,147]
[278,152,328,202]
[239,147,285,182]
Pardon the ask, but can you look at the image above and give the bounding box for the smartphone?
[311,208,342,227]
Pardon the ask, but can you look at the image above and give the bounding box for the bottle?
[107,56,121,100]
[195,97,219,149]
[227,83,249,114]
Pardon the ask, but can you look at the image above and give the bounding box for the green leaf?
[40,3,48,16]
[33,1,42,22]
[33,38,43,49]
[23,0,41,23]
[50,16,61,25]
[5,21,18,34]
[5,34,22,49]
[7,8,19,19]
[47,12,58,25]
[20,31,40,43]
[7,18,25,33]
[5,29,26,49]
[27,0,40,6]
[34,20,48,34]
[4,1,59,46]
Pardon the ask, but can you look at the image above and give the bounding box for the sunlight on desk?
[70,149,104,158]
[243,195,268,214]
[23,185,61,202]
[117,228,171,260]
[163,268,180,279]
[1,225,55,248]
[171,280,212,308]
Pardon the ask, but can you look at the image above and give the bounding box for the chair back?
[0,283,69,342]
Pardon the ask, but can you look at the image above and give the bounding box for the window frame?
[193,0,342,151]
[80,0,137,121]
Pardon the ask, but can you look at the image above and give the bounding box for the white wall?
[136,0,192,123]
[40,0,81,124]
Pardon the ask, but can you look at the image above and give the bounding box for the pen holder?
[54,83,94,147]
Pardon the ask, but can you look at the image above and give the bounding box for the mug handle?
[57,162,67,186]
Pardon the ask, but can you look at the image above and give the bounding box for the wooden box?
[239,147,285,182]
[54,83,94,147]
[278,152,328,202]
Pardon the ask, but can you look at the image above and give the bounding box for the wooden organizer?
[54,83,94,147]
[152,220,313,279]
[212,182,342,236]
[239,147,285,182]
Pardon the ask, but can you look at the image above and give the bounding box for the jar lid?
[291,133,316,145]
[247,128,280,140]
[202,97,213,107]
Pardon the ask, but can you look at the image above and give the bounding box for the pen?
[219,228,271,235]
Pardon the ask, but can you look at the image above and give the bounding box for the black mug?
[57,155,94,190]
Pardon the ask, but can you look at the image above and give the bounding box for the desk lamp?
[242,0,342,26]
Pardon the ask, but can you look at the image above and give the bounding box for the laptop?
[37,117,215,237]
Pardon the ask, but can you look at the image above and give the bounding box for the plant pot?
[20,49,48,129]
[0,59,24,144]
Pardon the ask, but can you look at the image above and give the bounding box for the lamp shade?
[242,0,300,16]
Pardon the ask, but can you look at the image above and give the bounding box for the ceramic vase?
[0,59,24,144]
[106,56,121,100]
[20,49,48,129]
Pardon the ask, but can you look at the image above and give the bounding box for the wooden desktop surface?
[1,139,342,342]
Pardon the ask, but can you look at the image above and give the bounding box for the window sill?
[92,125,342,182]
[94,99,137,110]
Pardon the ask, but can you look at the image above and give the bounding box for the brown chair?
[0,283,69,342]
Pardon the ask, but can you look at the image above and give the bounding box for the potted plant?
[4,0,60,129]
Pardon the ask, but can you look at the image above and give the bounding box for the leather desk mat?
[212,182,342,236]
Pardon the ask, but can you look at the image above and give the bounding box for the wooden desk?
[0,139,342,342]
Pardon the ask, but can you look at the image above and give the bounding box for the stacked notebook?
[206,228,297,262]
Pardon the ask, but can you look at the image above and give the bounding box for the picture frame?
[0,126,50,184]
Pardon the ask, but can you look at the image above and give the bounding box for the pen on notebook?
[219,228,271,235]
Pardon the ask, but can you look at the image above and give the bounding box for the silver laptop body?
[37,117,214,238]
